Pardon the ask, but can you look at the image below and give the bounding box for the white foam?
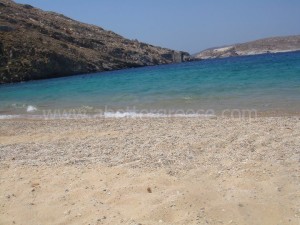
[0,115,21,119]
[103,112,215,118]
[26,105,37,112]
[0,112,215,120]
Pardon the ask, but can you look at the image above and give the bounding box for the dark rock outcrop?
[0,0,189,83]
[194,35,300,60]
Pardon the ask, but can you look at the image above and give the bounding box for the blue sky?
[15,0,300,54]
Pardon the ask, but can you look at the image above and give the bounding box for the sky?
[15,0,300,54]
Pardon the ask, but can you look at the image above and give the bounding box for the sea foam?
[103,111,214,118]
[26,105,37,112]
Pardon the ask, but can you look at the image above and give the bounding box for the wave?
[0,115,22,119]
[26,105,38,112]
[9,103,38,112]
[103,112,213,118]
[0,111,215,120]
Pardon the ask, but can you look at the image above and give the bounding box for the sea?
[0,51,300,119]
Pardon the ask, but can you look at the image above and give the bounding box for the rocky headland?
[194,35,300,60]
[0,0,189,84]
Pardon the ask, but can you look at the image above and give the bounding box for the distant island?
[0,0,189,84]
[194,35,300,60]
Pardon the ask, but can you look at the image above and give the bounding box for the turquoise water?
[0,51,300,117]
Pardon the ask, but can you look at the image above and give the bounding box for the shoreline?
[1,109,300,120]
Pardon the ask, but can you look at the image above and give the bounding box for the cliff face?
[194,35,300,60]
[0,0,189,84]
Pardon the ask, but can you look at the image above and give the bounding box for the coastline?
[1,106,300,120]
[1,117,299,224]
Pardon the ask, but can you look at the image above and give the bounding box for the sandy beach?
[0,117,300,225]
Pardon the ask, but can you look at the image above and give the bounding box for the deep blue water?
[0,51,300,117]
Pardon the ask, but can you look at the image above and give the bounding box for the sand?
[0,117,300,225]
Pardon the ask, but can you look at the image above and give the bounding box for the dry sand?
[0,117,300,225]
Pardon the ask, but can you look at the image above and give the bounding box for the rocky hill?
[0,0,189,84]
[194,35,300,60]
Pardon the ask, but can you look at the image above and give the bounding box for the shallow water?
[0,51,300,118]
